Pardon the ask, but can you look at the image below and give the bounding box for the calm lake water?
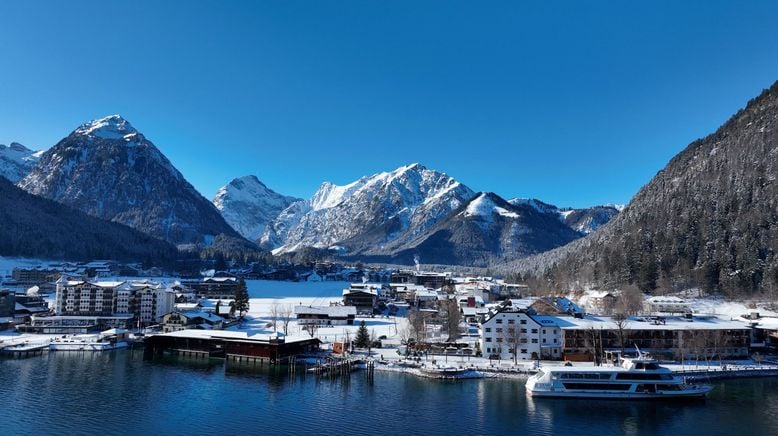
[2,351,778,435]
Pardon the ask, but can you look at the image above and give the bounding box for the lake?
[2,351,777,435]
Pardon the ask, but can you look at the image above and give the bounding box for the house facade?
[479,300,563,361]
[294,305,357,326]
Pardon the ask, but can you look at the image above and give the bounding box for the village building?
[23,277,176,333]
[644,296,691,315]
[161,310,225,333]
[0,289,14,330]
[576,290,617,315]
[342,283,381,315]
[294,305,357,326]
[479,300,563,361]
[558,314,751,361]
[11,267,61,285]
[184,276,239,299]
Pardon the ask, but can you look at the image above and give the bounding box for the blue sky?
[1,1,777,208]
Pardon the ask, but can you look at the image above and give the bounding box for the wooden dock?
[1,341,49,358]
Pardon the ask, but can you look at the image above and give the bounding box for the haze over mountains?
[509,81,778,296]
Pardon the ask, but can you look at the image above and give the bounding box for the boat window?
[563,383,631,391]
[615,373,669,380]
[657,384,681,391]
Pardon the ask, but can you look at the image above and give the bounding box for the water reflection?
[2,352,778,435]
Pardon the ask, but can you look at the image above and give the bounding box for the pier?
[144,330,320,365]
[0,341,50,358]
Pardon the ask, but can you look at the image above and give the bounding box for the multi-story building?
[184,277,238,299]
[48,277,175,330]
[11,267,60,285]
[479,300,563,361]
[342,283,381,315]
[0,289,14,330]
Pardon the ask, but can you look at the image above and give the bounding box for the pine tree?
[232,278,250,318]
[354,320,370,348]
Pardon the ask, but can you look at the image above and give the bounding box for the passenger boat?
[525,348,712,399]
[49,329,130,351]
[418,364,483,379]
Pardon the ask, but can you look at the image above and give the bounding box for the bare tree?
[303,322,319,338]
[674,330,687,368]
[616,286,644,315]
[408,308,427,343]
[613,313,630,355]
[269,302,279,333]
[444,298,462,342]
[280,304,293,335]
[503,323,524,364]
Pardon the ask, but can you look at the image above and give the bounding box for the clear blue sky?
[1,1,777,208]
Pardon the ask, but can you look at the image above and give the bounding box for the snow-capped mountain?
[213,175,300,241]
[559,205,620,234]
[379,192,583,266]
[0,142,42,182]
[509,198,620,234]
[18,115,242,245]
[261,163,477,254]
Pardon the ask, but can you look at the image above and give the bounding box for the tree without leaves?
[503,323,524,364]
[280,304,293,335]
[303,322,319,338]
[408,308,427,343]
[269,302,279,333]
[612,313,630,355]
[444,298,462,342]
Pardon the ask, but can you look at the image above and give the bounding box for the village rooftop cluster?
[2,260,777,367]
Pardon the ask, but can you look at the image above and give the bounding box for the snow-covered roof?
[294,305,356,317]
[647,296,687,304]
[554,315,750,331]
[585,290,615,299]
[158,329,316,344]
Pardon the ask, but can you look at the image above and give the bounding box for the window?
[542,329,546,334]
[520,349,528,354]
[531,339,538,344]
[542,339,546,343]
[553,338,557,344]
[496,328,503,333]
[520,319,527,324]
[508,319,515,324]
[486,337,492,342]
[496,338,503,343]
[496,319,503,324]
[520,328,527,333]
[531,329,538,334]
[485,327,491,333]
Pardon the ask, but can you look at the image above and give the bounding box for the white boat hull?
[49,341,129,351]
[527,385,713,399]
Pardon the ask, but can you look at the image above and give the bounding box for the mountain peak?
[464,192,518,218]
[73,114,138,140]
